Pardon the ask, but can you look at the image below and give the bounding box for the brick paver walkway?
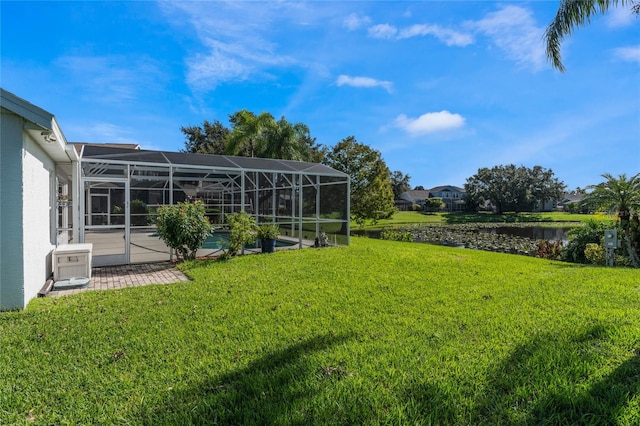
[48,262,190,297]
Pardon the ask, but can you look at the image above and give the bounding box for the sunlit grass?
[1,238,638,424]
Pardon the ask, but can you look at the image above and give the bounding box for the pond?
[352,223,580,257]
[478,226,572,242]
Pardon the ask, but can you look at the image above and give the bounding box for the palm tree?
[582,172,640,267]
[226,110,275,157]
[545,0,637,72]
[262,117,311,161]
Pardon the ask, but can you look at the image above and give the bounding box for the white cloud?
[606,5,637,28]
[67,121,140,144]
[336,75,393,93]
[393,111,466,135]
[368,23,398,39]
[160,2,303,91]
[469,5,546,70]
[55,55,164,103]
[368,22,472,47]
[343,13,371,30]
[398,24,473,47]
[612,45,640,63]
[186,50,250,90]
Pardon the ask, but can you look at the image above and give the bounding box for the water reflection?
[479,226,571,242]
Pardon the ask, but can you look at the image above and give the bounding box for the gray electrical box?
[604,230,618,248]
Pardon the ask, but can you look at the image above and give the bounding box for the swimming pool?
[200,231,297,250]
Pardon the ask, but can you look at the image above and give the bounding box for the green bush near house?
[221,211,258,259]
[154,200,213,261]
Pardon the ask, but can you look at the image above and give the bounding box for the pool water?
[200,232,297,250]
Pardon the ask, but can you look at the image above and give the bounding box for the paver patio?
[47,262,190,297]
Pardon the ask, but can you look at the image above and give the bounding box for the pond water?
[478,226,572,242]
[352,223,579,257]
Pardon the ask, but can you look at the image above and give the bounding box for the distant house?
[427,185,466,212]
[535,199,558,212]
[557,193,586,212]
[397,190,431,211]
[397,185,466,212]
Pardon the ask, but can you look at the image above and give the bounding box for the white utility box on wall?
[53,243,93,281]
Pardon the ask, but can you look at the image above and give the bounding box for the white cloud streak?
[606,5,638,28]
[469,5,546,71]
[343,13,371,30]
[66,121,140,144]
[336,75,393,93]
[364,5,547,69]
[368,23,398,39]
[398,24,474,47]
[393,111,466,135]
[612,45,640,63]
[369,22,472,47]
[55,55,164,103]
[160,1,305,91]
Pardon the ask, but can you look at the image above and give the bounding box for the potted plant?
[257,223,279,253]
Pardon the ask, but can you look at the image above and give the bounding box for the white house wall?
[0,112,26,310]
[22,133,56,307]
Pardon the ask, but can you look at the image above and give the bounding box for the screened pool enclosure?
[79,145,350,266]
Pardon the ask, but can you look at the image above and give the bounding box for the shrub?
[380,229,413,242]
[584,243,605,265]
[221,212,258,260]
[155,201,213,261]
[561,219,611,264]
[536,240,563,260]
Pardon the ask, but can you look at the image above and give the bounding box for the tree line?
[182,111,398,224]
[181,112,570,222]
[180,112,631,225]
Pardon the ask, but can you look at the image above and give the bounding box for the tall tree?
[182,111,323,162]
[226,110,275,157]
[390,170,411,199]
[464,165,565,214]
[323,136,396,225]
[181,120,230,155]
[262,117,312,161]
[582,172,640,267]
[529,165,566,210]
[545,0,639,72]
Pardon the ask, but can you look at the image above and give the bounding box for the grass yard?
[1,238,639,424]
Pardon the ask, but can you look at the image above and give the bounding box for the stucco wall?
[0,112,25,310]
[22,134,56,307]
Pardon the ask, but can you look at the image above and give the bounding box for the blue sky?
[2,1,638,190]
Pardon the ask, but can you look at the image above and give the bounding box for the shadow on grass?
[404,324,639,424]
[140,333,352,425]
[472,324,639,424]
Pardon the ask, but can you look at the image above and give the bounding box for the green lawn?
[353,211,601,230]
[1,238,639,424]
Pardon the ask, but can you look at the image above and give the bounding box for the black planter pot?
[261,238,276,253]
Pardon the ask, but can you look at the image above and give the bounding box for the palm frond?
[545,0,627,72]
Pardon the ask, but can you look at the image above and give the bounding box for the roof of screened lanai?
[79,144,348,177]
